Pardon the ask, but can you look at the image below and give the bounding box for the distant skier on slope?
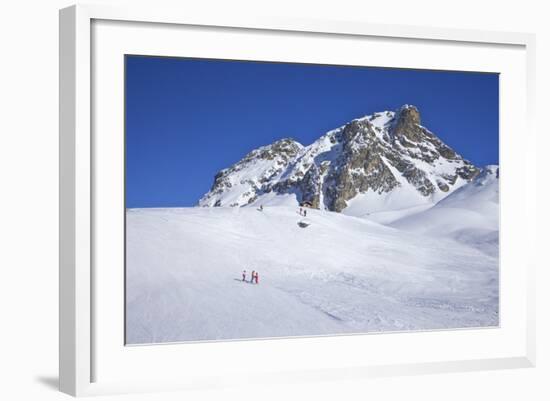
[250,270,256,284]
[259,205,263,211]
[303,209,307,217]
[254,271,259,284]
[242,270,246,282]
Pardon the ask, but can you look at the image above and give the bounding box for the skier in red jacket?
[254,271,259,284]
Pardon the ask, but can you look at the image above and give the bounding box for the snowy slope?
[391,166,499,256]
[126,205,498,344]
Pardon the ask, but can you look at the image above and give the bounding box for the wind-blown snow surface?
[391,166,499,257]
[126,205,499,344]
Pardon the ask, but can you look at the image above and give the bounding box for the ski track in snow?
[126,205,498,344]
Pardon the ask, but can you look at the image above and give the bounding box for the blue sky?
[126,56,499,208]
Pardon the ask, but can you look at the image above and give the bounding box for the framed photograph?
[59,4,536,397]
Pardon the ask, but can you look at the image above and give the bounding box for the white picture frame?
[59,3,536,397]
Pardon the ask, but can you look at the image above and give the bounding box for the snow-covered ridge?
[390,165,499,255]
[199,105,480,216]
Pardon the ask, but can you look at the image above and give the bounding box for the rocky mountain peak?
[198,105,482,215]
[397,104,421,124]
[391,104,423,142]
[268,137,303,155]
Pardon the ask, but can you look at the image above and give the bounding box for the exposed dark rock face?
[392,104,422,141]
[199,105,480,212]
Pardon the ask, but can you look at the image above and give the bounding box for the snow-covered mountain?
[198,105,480,215]
[125,105,500,344]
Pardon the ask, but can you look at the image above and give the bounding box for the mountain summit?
[198,105,481,215]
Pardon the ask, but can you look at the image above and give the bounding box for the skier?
[242,270,246,282]
[254,271,259,284]
[299,207,303,216]
[303,209,307,217]
[259,205,263,211]
[250,270,256,284]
